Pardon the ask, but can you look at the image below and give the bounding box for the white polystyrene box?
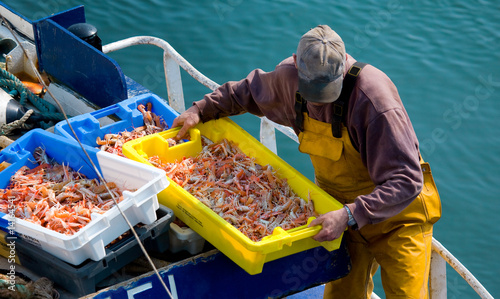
[5,151,169,265]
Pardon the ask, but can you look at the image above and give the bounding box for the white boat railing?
[103,36,494,299]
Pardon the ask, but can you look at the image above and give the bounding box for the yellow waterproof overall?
[298,113,442,299]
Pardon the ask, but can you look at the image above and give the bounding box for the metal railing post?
[430,249,447,299]
[260,117,277,154]
[163,51,185,113]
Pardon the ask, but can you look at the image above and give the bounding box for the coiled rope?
[0,109,33,135]
[0,272,59,299]
[0,67,67,132]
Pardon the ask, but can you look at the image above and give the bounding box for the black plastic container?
[8,205,173,297]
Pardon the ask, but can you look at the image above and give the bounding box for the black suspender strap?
[331,61,367,138]
[294,91,308,132]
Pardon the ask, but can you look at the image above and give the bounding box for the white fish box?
[0,129,169,265]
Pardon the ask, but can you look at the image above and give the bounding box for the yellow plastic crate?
[122,118,344,274]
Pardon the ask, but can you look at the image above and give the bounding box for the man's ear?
[293,53,297,68]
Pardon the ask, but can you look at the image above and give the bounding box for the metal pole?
[430,249,447,299]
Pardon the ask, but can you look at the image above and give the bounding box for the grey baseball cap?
[296,25,346,103]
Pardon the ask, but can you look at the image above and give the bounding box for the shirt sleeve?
[193,58,298,127]
[348,106,424,228]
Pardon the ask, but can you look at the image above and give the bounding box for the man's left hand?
[308,208,349,242]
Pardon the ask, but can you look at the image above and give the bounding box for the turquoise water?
[5,0,500,297]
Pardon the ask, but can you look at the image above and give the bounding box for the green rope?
[0,68,67,128]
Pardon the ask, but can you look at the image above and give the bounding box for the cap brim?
[298,76,343,104]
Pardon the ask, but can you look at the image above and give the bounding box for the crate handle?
[286,221,322,243]
[90,104,122,120]
[263,217,321,246]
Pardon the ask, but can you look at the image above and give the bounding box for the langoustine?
[0,147,131,235]
[96,103,174,156]
[148,137,317,242]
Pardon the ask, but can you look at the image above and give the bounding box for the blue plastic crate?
[0,128,99,232]
[0,129,102,189]
[54,93,179,148]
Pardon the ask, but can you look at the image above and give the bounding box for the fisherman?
[172,25,441,298]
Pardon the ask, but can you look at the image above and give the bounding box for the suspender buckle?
[295,91,305,104]
[348,65,363,77]
[333,101,343,117]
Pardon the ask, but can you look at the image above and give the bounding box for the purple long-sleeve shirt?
[193,54,423,228]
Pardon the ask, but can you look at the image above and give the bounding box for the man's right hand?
[172,105,201,140]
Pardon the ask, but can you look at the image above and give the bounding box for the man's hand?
[172,105,201,140]
[308,208,349,242]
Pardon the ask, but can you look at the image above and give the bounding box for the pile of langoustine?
[96,103,174,156]
[92,102,317,241]
[148,137,317,242]
[0,147,130,235]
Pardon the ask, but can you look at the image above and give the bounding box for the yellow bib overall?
[298,113,441,299]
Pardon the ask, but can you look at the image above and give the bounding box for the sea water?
[4,0,500,297]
